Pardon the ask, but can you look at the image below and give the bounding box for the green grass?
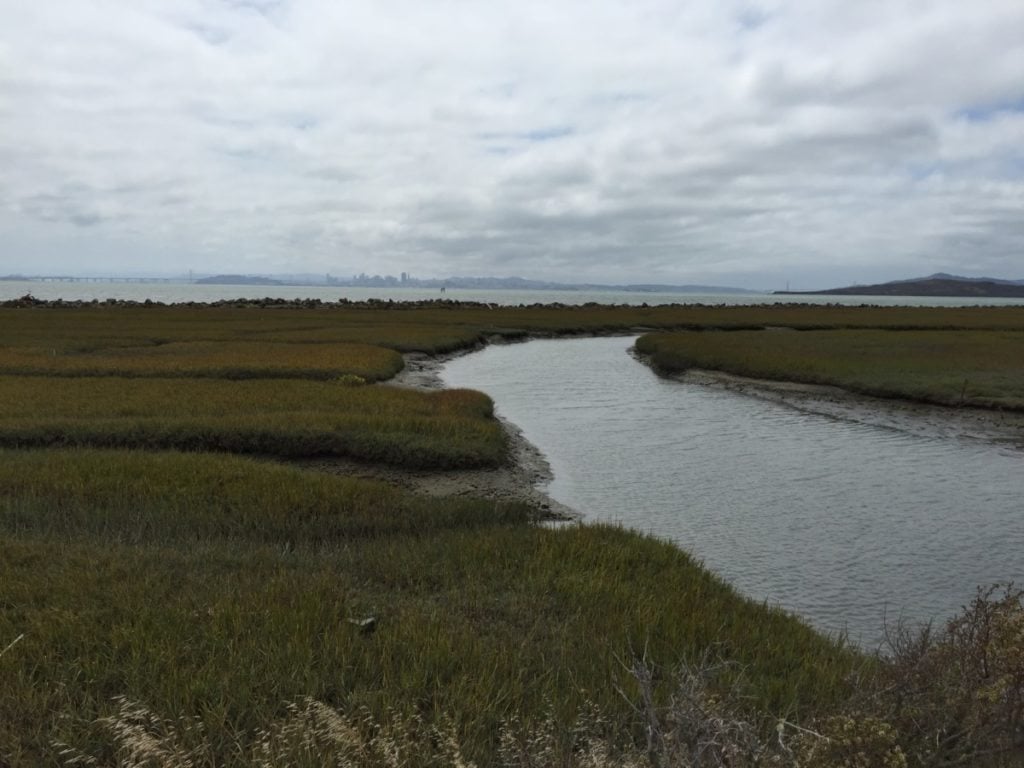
[0,376,505,468]
[0,449,856,766]
[0,449,531,543]
[636,328,1024,409]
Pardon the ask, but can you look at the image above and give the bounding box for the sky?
[1,0,1022,290]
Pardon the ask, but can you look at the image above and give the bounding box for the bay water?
[6,279,1024,308]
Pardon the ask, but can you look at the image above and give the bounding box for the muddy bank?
[675,367,1024,450]
[300,347,579,522]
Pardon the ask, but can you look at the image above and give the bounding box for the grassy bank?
[0,340,404,381]
[0,449,855,765]
[637,328,1024,409]
[0,376,504,468]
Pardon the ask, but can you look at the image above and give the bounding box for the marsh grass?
[4,304,1024,357]
[6,303,1022,765]
[0,449,531,543]
[637,329,1024,409]
[0,449,855,766]
[0,377,504,467]
[0,341,403,381]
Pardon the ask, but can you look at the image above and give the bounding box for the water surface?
[5,279,1024,307]
[441,336,1024,643]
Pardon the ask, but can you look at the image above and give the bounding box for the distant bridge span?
[14,276,188,283]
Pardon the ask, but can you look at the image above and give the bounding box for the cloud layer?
[2,0,1022,287]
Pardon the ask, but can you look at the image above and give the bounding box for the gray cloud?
[1,0,1022,288]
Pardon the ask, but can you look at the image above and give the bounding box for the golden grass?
[0,340,403,381]
[0,377,504,467]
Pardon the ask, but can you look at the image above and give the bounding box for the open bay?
[7,279,1024,307]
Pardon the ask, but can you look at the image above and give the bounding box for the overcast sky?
[1,0,1022,289]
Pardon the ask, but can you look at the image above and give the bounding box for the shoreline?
[673,366,1024,450]
[627,345,1024,449]
[301,344,581,522]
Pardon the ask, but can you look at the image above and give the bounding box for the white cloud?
[1,0,1022,287]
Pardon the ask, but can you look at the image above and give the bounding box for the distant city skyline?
[4,266,1024,295]
[3,1,1022,291]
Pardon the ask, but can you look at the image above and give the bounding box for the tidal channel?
[441,335,1024,644]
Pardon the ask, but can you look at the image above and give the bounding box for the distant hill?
[776,273,1024,298]
[893,272,1024,287]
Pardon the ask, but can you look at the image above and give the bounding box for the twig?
[0,634,25,659]
[777,718,829,741]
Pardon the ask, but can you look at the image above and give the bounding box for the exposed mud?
[677,368,1024,450]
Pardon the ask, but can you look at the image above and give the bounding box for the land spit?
[298,347,580,521]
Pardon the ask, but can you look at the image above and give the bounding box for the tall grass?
[0,449,531,543]
[0,377,504,467]
[636,328,1024,409]
[0,340,403,381]
[0,449,856,766]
